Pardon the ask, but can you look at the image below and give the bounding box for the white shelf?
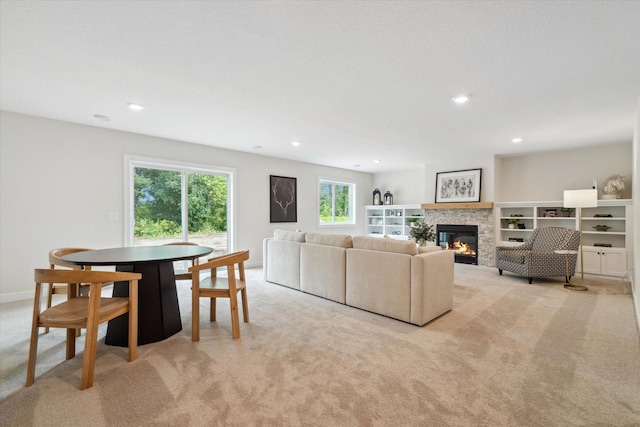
[495,199,632,278]
[365,204,422,240]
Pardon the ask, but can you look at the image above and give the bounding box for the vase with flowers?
[602,175,625,199]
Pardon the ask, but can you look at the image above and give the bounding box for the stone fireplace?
[421,203,495,267]
[437,224,478,265]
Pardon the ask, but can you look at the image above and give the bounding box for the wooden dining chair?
[189,250,250,340]
[26,269,140,390]
[163,241,200,280]
[46,248,94,334]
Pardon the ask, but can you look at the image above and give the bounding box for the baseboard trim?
[0,290,32,304]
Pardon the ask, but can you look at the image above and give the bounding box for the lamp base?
[564,283,588,291]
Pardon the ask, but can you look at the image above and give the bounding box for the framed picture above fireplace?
[435,168,481,203]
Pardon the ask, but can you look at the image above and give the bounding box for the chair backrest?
[163,242,200,279]
[530,227,571,252]
[35,268,140,286]
[559,229,581,251]
[49,248,93,270]
[190,250,250,278]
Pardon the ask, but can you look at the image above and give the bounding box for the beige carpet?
[1,265,638,426]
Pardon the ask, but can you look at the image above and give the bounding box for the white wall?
[372,168,425,205]
[633,104,640,333]
[0,111,373,301]
[496,143,632,201]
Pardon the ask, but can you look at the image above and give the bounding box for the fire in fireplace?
[436,224,478,265]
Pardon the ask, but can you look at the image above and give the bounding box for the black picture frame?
[435,168,481,203]
[269,175,297,223]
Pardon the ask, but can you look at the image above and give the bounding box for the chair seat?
[40,297,130,328]
[198,276,246,297]
[500,250,527,264]
[174,271,192,281]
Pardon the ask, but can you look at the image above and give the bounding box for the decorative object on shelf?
[594,214,613,217]
[435,168,481,203]
[561,208,574,217]
[517,223,526,229]
[508,237,524,242]
[594,243,612,247]
[592,225,611,232]
[270,175,297,223]
[544,209,557,217]
[601,175,625,199]
[510,214,524,217]
[502,218,520,229]
[373,188,382,205]
[384,191,393,205]
[563,188,598,291]
[409,221,436,246]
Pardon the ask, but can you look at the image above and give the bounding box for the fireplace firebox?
[436,224,478,265]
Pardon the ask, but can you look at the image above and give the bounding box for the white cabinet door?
[581,247,602,275]
[600,249,627,276]
[581,246,627,277]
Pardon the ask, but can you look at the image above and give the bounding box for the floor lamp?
[563,189,598,291]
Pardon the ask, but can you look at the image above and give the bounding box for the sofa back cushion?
[530,227,568,252]
[352,236,417,255]
[274,229,306,243]
[305,232,353,248]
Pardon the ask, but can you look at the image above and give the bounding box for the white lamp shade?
[563,189,598,208]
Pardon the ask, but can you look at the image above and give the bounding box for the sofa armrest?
[410,250,454,326]
[263,238,272,280]
[263,238,301,290]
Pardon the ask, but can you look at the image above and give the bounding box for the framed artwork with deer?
[270,175,297,223]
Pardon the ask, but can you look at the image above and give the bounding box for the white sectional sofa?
[263,229,454,326]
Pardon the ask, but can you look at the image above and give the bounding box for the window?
[318,178,355,226]
[125,156,235,255]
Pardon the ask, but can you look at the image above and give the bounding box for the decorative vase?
[508,224,515,229]
[373,188,382,205]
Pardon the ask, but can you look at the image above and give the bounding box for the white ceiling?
[1,1,639,173]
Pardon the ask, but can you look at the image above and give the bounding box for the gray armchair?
[496,227,580,284]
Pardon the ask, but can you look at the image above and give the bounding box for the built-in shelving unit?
[494,200,632,277]
[365,204,423,240]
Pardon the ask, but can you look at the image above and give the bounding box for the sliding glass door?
[127,157,233,257]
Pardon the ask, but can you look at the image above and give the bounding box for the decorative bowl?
[592,225,611,232]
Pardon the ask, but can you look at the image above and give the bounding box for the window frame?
[317,177,356,227]
[124,155,236,249]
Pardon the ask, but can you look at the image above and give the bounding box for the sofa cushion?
[274,229,306,242]
[352,236,418,255]
[305,232,353,248]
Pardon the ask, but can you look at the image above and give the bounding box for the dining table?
[61,245,213,346]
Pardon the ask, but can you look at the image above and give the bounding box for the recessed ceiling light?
[373,159,381,163]
[511,137,523,143]
[291,141,301,147]
[93,114,111,121]
[452,95,470,104]
[127,103,145,111]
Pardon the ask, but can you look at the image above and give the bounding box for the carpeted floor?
[1,264,638,426]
